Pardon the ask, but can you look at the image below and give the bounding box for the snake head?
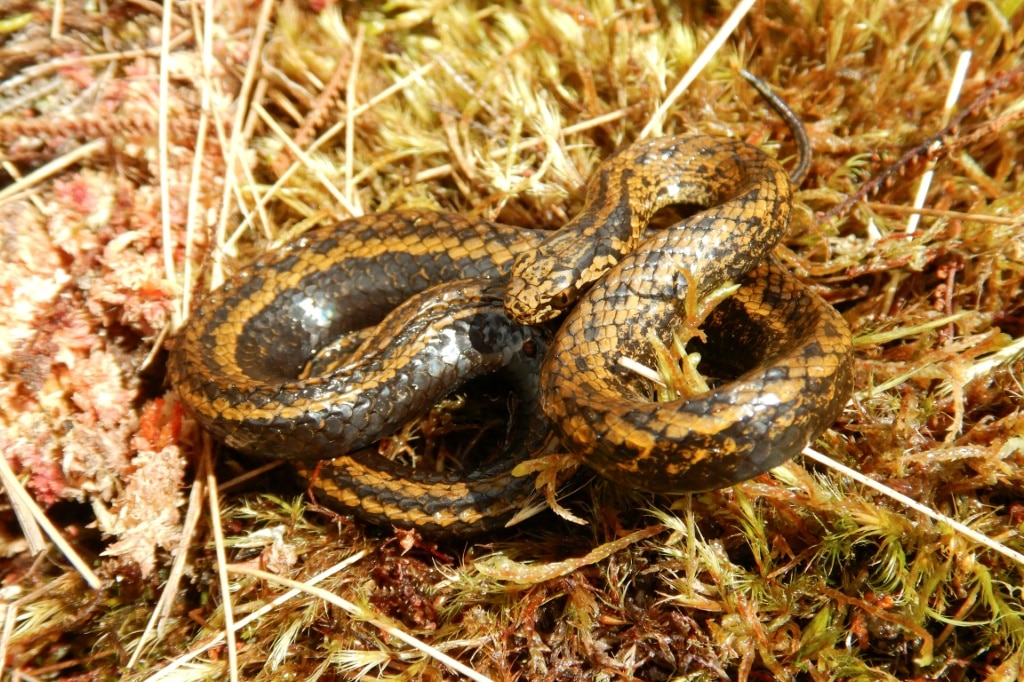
[505,249,583,325]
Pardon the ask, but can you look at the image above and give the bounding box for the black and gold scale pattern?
[168,135,854,534]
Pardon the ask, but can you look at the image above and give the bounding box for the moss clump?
[1,1,1022,679]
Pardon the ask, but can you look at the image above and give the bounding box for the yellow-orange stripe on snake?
[167,79,854,535]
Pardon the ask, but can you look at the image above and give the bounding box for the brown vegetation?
[1,1,1022,679]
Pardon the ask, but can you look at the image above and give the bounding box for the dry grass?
[1,0,1023,680]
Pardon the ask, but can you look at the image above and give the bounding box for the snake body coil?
[168,212,551,533]
[168,132,854,534]
[507,136,854,492]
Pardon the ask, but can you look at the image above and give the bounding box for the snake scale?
[168,79,855,535]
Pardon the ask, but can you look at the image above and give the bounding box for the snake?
[167,212,552,534]
[167,76,854,535]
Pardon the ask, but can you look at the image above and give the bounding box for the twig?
[639,0,757,139]
[207,454,239,682]
[209,0,276,291]
[123,442,211,673]
[224,564,496,682]
[253,103,359,215]
[0,138,106,206]
[344,26,365,215]
[801,447,1024,568]
[905,51,971,234]
[822,63,1024,223]
[225,63,435,243]
[0,456,101,589]
[157,0,176,309]
[142,552,367,681]
[413,108,629,183]
[864,202,1021,225]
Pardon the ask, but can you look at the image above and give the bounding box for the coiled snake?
[168,79,854,535]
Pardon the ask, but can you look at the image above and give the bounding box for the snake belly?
[506,135,855,492]
[167,210,551,534]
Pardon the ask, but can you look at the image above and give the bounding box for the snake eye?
[550,288,575,310]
